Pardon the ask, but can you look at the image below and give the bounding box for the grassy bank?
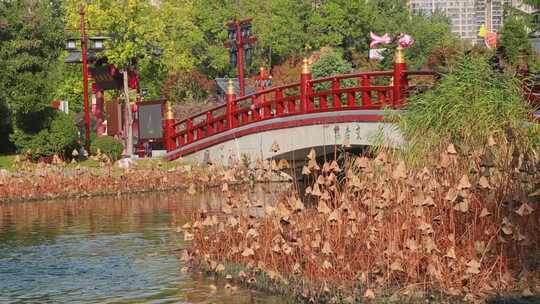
[0,155,15,171]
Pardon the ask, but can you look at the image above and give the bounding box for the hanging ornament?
[369,32,392,49]
[478,24,487,38]
[398,33,415,48]
[485,32,497,49]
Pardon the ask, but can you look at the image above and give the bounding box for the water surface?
[0,187,288,303]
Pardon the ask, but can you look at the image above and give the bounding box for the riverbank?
[0,158,292,203]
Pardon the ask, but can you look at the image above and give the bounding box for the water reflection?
[0,185,290,303]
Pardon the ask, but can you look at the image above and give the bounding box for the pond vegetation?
[182,56,540,303]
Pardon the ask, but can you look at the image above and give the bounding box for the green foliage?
[91,136,124,161]
[499,17,533,65]
[311,49,352,77]
[311,48,353,91]
[52,64,85,114]
[398,55,538,164]
[56,0,457,104]
[10,112,79,160]
[0,99,14,153]
[0,155,16,171]
[0,0,64,149]
[401,13,460,69]
[522,0,540,10]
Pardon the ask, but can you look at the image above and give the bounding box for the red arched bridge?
[162,47,437,165]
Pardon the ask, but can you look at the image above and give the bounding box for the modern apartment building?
[408,0,513,43]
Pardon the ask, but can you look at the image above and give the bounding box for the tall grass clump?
[398,55,539,165]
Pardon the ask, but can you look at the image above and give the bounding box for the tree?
[311,48,353,92]
[0,0,64,152]
[308,0,382,61]
[499,17,533,65]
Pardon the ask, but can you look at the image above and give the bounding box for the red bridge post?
[226,79,237,129]
[300,58,312,113]
[163,101,177,152]
[393,46,407,108]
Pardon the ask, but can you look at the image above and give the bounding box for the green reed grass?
[395,55,539,165]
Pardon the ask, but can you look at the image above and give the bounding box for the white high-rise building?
[408,0,513,43]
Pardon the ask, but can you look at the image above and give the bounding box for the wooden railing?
[162,48,438,152]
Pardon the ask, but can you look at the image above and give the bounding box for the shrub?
[11,111,79,160]
[91,136,124,161]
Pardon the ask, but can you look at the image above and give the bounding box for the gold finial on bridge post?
[166,100,174,120]
[302,58,311,74]
[227,79,235,95]
[394,46,405,64]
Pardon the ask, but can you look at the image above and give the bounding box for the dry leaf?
[271,141,280,152]
[317,200,331,214]
[329,160,341,172]
[454,200,469,213]
[487,136,496,146]
[188,184,196,195]
[392,161,407,179]
[529,188,540,197]
[282,243,293,255]
[364,289,375,299]
[307,148,316,160]
[311,183,322,196]
[355,157,369,168]
[277,159,290,169]
[447,144,457,154]
[322,241,333,255]
[322,260,333,269]
[241,247,255,257]
[216,264,225,272]
[445,247,456,259]
[390,260,404,272]
[222,204,232,214]
[328,209,339,223]
[522,288,533,297]
[480,208,491,218]
[457,175,471,190]
[423,195,436,207]
[445,188,458,202]
[515,203,534,216]
[405,238,419,251]
[478,176,490,189]
[466,259,481,275]
[293,198,305,212]
[184,232,194,241]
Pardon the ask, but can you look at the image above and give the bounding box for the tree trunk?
[123,70,133,156]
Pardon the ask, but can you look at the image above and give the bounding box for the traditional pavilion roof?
[64,51,98,64]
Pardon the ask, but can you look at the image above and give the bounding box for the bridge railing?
[163,47,438,152]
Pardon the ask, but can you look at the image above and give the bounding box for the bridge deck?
[164,109,402,162]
